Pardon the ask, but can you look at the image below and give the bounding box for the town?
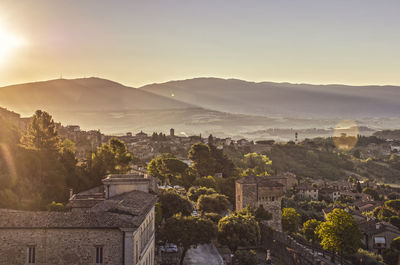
[1,107,400,265]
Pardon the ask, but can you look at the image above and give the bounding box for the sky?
[0,0,399,87]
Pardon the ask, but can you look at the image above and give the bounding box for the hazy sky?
[0,0,399,87]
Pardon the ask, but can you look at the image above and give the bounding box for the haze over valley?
[1,77,399,141]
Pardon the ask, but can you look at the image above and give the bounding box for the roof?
[358,219,400,236]
[236,175,284,187]
[0,190,157,229]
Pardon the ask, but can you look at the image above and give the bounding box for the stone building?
[295,184,319,200]
[236,175,284,231]
[359,219,400,254]
[267,172,298,191]
[0,174,157,265]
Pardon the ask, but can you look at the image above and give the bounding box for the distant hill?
[0,77,193,115]
[140,77,400,118]
[1,77,399,139]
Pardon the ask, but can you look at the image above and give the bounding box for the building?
[170,128,175,137]
[236,175,284,231]
[0,174,157,265]
[267,172,298,191]
[359,219,400,254]
[319,187,341,202]
[295,184,319,200]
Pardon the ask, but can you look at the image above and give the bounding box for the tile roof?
[0,190,157,229]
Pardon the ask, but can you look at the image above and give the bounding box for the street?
[183,243,224,265]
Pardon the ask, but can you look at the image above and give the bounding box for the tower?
[170,128,175,137]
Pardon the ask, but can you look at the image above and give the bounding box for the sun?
[0,25,24,65]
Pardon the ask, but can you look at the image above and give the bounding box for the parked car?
[162,243,178,253]
[192,210,198,217]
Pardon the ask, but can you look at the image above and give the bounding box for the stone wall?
[0,228,123,265]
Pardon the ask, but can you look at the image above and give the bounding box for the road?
[183,243,224,265]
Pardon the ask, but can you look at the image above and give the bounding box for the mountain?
[0,77,193,115]
[140,77,400,118]
[1,77,399,140]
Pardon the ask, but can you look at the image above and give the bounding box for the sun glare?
[0,24,24,65]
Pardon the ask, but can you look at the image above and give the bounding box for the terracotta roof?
[236,175,284,187]
[0,190,157,229]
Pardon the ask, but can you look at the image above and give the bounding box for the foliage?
[218,212,260,252]
[389,216,400,230]
[232,250,257,265]
[281,208,301,233]
[188,143,217,177]
[161,214,217,265]
[302,219,321,243]
[372,206,396,221]
[382,237,400,265]
[240,152,272,176]
[147,153,188,185]
[203,212,222,224]
[159,189,192,219]
[155,202,163,228]
[194,175,217,189]
[347,249,384,265]
[385,199,400,213]
[197,193,230,214]
[363,187,379,201]
[254,205,272,222]
[21,110,59,151]
[316,208,362,255]
[187,186,217,202]
[46,201,65,211]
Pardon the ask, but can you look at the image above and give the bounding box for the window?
[95,246,103,264]
[27,246,35,264]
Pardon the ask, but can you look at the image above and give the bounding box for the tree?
[218,212,260,253]
[363,187,379,200]
[197,193,230,214]
[356,181,362,193]
[161,215,217,265]
[389,216,400,230]
[187,186,217,202]
[281,208,301,233]
[188,143,216,177]
[21,110,59,151]
[232,250,257,265]
[194,175,217,189]
[317,209,362,262]
[159,189,192,219]
[302,219,321,252]
[240,153,273,176]
[254,205,272,222]
[383,237,400,265]
[385,199,400,213]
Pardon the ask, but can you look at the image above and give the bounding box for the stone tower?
[236,175,284,231]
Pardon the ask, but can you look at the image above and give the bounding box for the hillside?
[140,77,400,118]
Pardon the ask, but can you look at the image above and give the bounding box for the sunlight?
[0,24,24,66]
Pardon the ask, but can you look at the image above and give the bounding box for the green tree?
[161,215,217,265]
[218,212,260,252]
[240,152,273,176]
[363,187,379,201]
[385,199,400,213]
[282,208,301,233]
[159,189,192,219]
[197,193,230,214]
[254,205,272,222]
[317,208,362,262]
[148,154,189,185]
[383,237,400,265]
[232,250,257,265]
[187,186,217,202]
[188,143,216,177]
[194,175,217,189]
[21,110,59,151]
[302,219,321,252]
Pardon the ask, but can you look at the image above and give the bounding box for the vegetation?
[161,214,217,265]
[281,208,301,233]
[197,193,230,214]
[232,249,258,265]
[317,209,362,262]
[158,189,192,219]
[302,219,321,250]
[187,186,217,202]
[218,211,260,252]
